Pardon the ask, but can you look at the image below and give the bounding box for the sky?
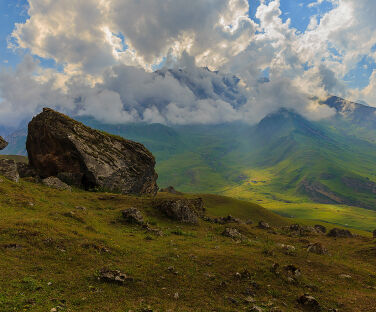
[0,0,376,128]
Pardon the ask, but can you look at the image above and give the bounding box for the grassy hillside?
[3,110,376,231]
[0,177,376,311]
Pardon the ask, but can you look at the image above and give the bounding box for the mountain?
[324,95,376,129]
[2,96,376,230]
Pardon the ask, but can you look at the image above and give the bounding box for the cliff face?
[26,108,158,195]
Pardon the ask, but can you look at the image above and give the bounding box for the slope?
[0,176,375,311]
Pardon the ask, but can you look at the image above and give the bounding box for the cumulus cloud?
[1,0,376,128]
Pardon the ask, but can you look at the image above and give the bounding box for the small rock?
[249,305,263,312]
[284,265,301,278]
[244,296,256,304]
[327,228,353,238]
[278,244,296,255]
[122,208,144,224]
[258,221,271,230]
[339,274,352,279]
[314,225,327,234]
[98,268,131,284]
[297,294,321,311]
[222,228,242,240]
[153,198,205,224]
[270,263,280,274]
[42,177,71,191]
[0,159,20,182]
[307,242,327,255]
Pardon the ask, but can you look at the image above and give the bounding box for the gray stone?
[297,294,321,311]
[258,221,271,230]
[98,268,131,284]
[327,228,353,238]
[122,208,144,224]
[314,224,327,234]
[42,177,72,191]
[307,242,327,255]
[222,228,242,240]
[0,159,19,182]
[27,108,158,195]
[153,198,205,224]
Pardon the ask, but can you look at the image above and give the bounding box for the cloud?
[11,0,256,72]
[1,0,376,128]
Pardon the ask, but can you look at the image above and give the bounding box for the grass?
[0,176,376,311]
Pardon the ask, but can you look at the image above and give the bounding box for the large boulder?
[0,159,19,182]
[26,108,158,194]
[0,136,8,150]
[153,198,205,224]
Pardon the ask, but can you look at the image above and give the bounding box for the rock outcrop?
[42,177,72,191]
[327,228,353,238]
[122,208,144,224]
[153,198,205,224]
[0,159,19,182]
[26,108,158,194]
[0,136,8,150]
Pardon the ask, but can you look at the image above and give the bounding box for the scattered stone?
[235,269,252,280]
[297,294,321,311]
[339,274,352,279]
[270,263,280,274]
[42,177,72,191]
[314,225,327,234]
[244,296,256,304]
[284,224,319,236]
[98,268,131,284]
[26,108,158,194]
[122,208,144,224]
[144,225,164,236]
[167,266,179,275]
[0,136,8,150]
[159,186,183,195]
[0,159,20,182]
[258,221,271,230]
[278,244,296,255]
[284,265,301,279]
[174,292,179,300]
[222,228,243,240]
[249,305,263,312]
[327,228,353,238]
[75,206,87,211]
[307,242,327,255]
[153,198,205,224]
[204,214,243,224]
[17,162,37,178]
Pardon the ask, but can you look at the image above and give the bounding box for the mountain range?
[2,85,376,229]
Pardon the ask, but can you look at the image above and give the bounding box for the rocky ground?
[0,177,375,312]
